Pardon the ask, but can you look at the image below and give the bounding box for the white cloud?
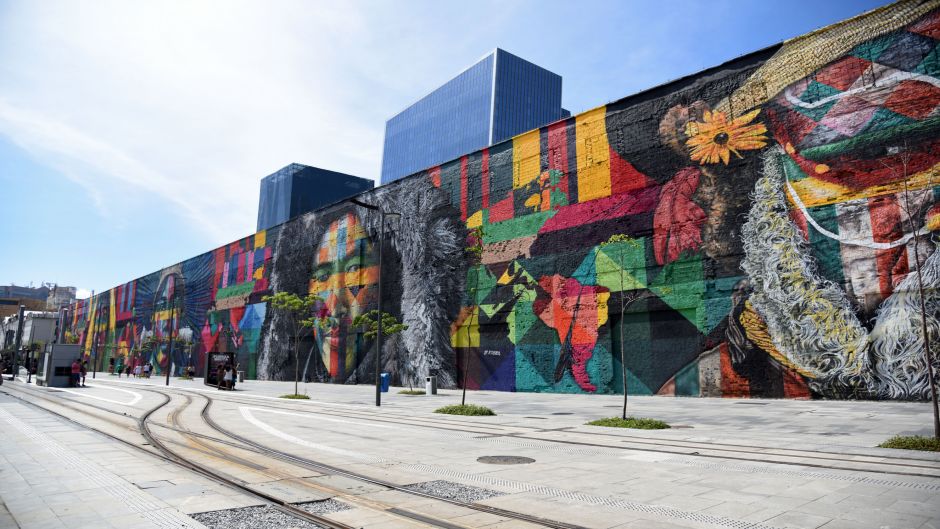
[0,0,387,245]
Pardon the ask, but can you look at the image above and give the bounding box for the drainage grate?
[477,455,536,465]
[552,412,574,415]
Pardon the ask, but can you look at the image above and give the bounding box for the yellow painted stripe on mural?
[84,298,97,352]
[789,162,940,208]
[109,290,116,332]
[574,106,611,202]
[255,229,266,249]
[513,129,541,189]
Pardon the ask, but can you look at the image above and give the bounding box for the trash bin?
[237,370,244,383]
[380,372,390,392]
[425,375,437,395]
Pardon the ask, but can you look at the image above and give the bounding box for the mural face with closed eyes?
[308,212,379,382]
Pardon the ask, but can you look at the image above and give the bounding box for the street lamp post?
[10,305,25,382]
[350,198,400,407]
[166,302,176,387]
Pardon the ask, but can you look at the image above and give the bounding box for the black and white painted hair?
[258,175,466,388]
[740,147,940,399]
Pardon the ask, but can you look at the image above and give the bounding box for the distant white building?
[1,311,57,350]
[46,285,77,310]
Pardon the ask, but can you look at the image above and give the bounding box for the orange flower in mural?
[684,109,767,165]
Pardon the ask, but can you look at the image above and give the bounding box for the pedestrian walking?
[134,364,141,378]
[231,362,240,390]
[70,359,81,387]
[223,364,233,390]
[124,365,131,378]
[216,364,225,390]
[80,360,88,387]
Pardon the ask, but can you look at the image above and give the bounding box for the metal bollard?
[425,375,437,395]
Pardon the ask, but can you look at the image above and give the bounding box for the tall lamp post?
[166,302,177,387]
[10,305,25,382]
[350,198,400,407]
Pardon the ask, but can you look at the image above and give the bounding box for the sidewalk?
[0,392,258,529]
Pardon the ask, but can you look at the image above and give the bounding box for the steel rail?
[137,391,358,529]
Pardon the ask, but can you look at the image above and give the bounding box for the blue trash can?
[380,372,390,392]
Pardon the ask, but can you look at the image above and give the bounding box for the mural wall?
[66,1,940,399]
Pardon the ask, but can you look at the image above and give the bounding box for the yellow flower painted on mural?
[684,109,767,165]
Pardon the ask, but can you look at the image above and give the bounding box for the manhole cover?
[477,455,535,465]
[551,412,573,415]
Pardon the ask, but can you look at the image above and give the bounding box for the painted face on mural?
[309,213,378,380]
[737,9,940,399]
[763,13,940,312]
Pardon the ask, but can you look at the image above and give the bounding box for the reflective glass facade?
[381,49,565,184]
[492,50,563,144]
[257,164,373,231]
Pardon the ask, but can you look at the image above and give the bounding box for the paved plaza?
[0,376,938,529]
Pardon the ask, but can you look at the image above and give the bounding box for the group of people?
[114,362,154,378]
[69,359,88,387]
[216,362,237,390]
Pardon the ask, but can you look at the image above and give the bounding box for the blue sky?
[0,0,888,296]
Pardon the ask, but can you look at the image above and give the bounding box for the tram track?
[11,378,940,481]
[95,379,940,478]
[2,382,590,529]
[7,379,940,529]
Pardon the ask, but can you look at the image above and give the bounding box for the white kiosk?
[37,344,80,388]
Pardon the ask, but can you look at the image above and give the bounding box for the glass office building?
[380,49,568,185]
[257,164,374,231]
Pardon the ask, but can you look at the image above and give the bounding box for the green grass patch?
[177,375,193,380]
[587,417,670,429]
[279,394,310,400]
[878,435,940,452]
[398,389,426,395]
[434,404,496,416]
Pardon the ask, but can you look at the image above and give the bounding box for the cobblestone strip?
[0,404,205,529]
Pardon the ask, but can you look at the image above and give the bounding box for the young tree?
[263,291,324,396]
[599,234,654,420]
[462,227,484,406]
[352,310,409,387]
[882,146,940,439]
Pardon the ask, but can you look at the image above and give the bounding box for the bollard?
[425,375,437,395]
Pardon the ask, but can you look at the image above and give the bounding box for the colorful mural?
[65,0,940,399]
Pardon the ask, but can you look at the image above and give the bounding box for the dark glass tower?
[380,49,567,185]
[256,164,374,231]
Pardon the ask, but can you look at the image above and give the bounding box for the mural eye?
[315,268,330,283]
[346,264,361,275]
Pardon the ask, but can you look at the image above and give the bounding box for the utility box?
[37,344,81,388]
[425,375,437,395]
[205,352,235,387]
